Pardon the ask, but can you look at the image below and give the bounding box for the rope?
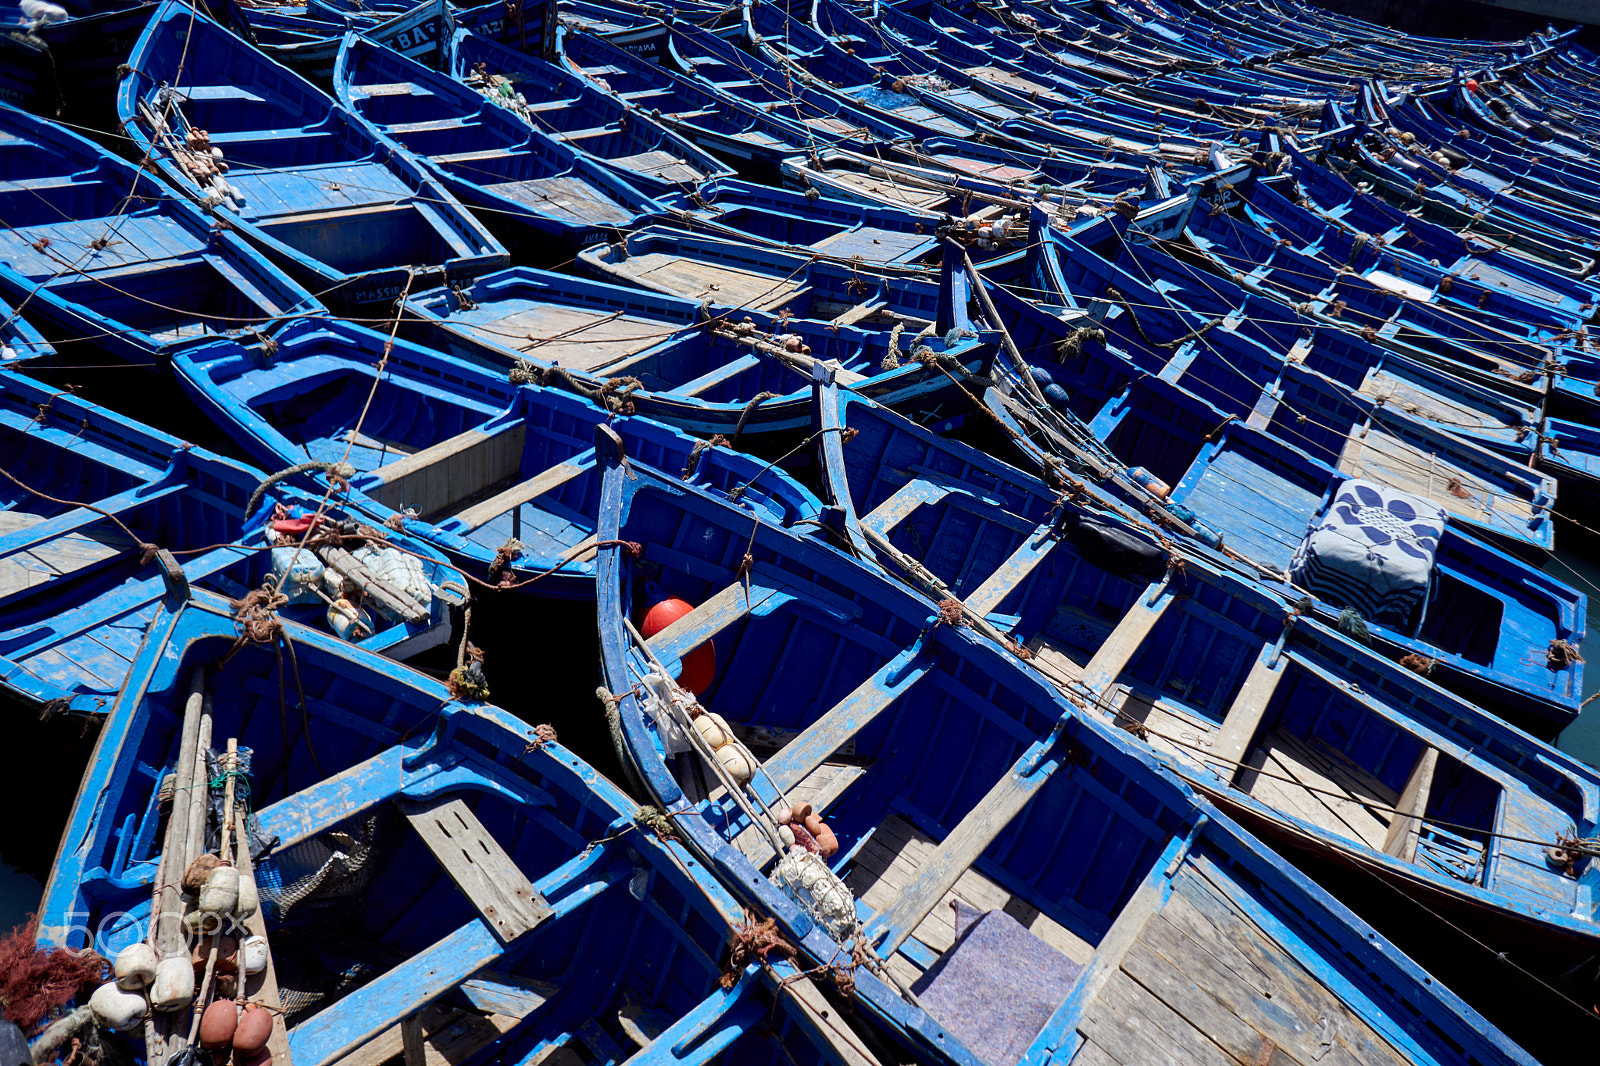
[246,461,356,516]
[0,461,160,563]
[682,434,729,480]
[721,910,799,990]
[730,392,778,447]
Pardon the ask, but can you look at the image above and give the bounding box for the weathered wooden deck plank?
[1237,729,1394,849]
[1208,646,1285,773]
[763,651,932,795]
[963,529,1057,617]
[1080,584,1172,693]
[404,797,554,943]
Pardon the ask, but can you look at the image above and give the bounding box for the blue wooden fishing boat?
[37,596,911,1066]
[1157,190,1574,444]
[658,16,924,148]
[398,257,993,439]
[1272,118,1600,314]
[171,315,823,596]
[669,177,943,267]
[984,233,1585,729]
[335,31,670,257]
[781,146,1041,217]
[576,225,947,317]
[255,0,451,80]
[0,100,323,364]
[810,350,1600,1066]
[743,0,1031,142]
[557,26,816,174]
[118,1,507,312]
[447,27,737,196]
[807,0,1057,124]
[0,366,464,716]
[1016,209,1562,557]
[594,428,1544,1066]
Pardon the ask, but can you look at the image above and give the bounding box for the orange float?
[641,597,717,695]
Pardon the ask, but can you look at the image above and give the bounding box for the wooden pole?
[146,667,206,1066]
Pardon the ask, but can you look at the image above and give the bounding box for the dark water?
[0,708,104,935]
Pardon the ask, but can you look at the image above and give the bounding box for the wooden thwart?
[645,577,791,663]
[763,651,933,796]
[1209,646,1286,773]
[963,528,1058,617]
[452,457,590,532]
[332,973,558,1066]
[1080,583,1172,693]
[404,797,554,944]
[860,479,950,535]
[1382,747,1439,861]
[367,424,526,519]
[864,753,1058,954]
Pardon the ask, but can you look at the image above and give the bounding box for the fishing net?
[252,811,394,1023]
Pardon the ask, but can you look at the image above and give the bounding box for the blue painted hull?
[0,99,323,364]
[118,1,508,312]
[594,435,1540,1066]
[0,366,464,715]
[171,315,825,597]
[38,596,902,1065]
[401,259,993,441]
[335,30,670,257]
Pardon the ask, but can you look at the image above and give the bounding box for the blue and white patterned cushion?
[1288,479,1445,627]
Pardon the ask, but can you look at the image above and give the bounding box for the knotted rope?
[721,911,798,989]
[247,460,356,516]
[1548,639,1584,670]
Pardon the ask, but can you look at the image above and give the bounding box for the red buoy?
[1464,78,1480,93]
[641,597,717,695]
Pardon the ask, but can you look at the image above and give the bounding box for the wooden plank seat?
[662,355,761,398]
[288,806,613,1066]
[1079,580,1174,694]
[201,127,336,147]
[405,796,554,942]
[362,421,525,519]
[553,125,620,141]
[1207,645,1287,774]
[448,455,593,533]
[352,82,435,98]
[386,118,470,135]
[645,562,862,669]
[429,148,520,165]
[762,646,933,797]
[331,997,530,1066]
[643,579,785,665]
[861,738,1067,955]
[181,84,272,102]
[962,527,1058,617]
[0,479,185,562]
[1382,747,1439,862]
[859,478,953,535]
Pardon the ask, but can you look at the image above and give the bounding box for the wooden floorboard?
[601,252,803,309]
[1338,428,1533,526]
[845,814,1093,963]
[1237,729,1394,849]
[1080,862,1413,1066]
